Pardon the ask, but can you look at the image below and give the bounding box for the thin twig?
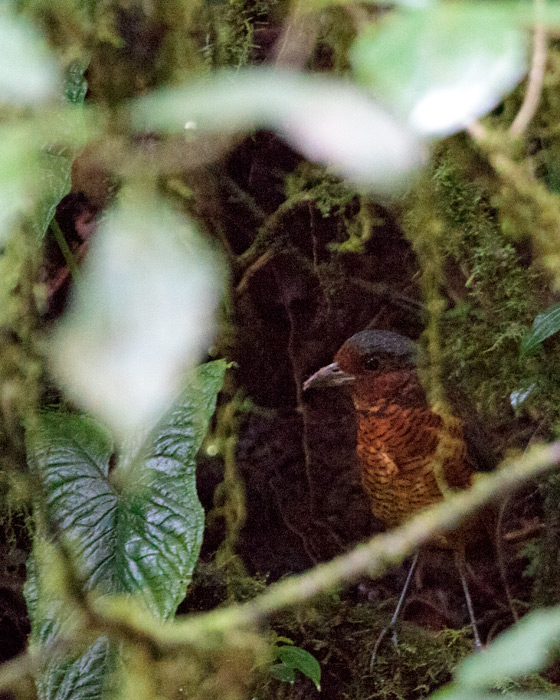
[510,0,547,138]
[496,494,520,622]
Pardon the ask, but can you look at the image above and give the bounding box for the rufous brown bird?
[304,329,494,658]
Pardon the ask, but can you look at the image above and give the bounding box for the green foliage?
[253,597,474,700]
[1,2,560,700]
[50,182,224,437]
[206,0,271,69]
[129,68,423,193]
[0,11,62,104]
[351,3,527,136]
[271,644,321,691]
[521,303,560,355]
[25,359,226,700]
[457,608,560,687]
[422,147,543,417]
[435,608,560,700]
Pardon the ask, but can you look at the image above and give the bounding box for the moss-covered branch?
[2,439,559,694]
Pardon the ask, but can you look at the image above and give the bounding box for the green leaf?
[0,106,91,243]
[276,645,321,690]
[456,608,560,687]
[270,663,296,684]
[130,68,423,194]
[351,3,528,136]
[50,184,224,438]
[25,359,226,700]
[31,63,89,240]
[521,303,560,355]
[31,150,73,240]
[64,60,88,106]
[0,12,62,104]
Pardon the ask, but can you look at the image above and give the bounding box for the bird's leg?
[370,551,420,668]
[454,550,482,650]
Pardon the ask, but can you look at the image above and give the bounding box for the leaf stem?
[49,217,81,282]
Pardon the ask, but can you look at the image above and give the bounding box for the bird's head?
[303,330,419,403]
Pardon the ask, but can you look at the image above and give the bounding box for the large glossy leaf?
[50,184,223,438]
[351,4,528,136]
[130,68,423,193]
[25,359,226,700]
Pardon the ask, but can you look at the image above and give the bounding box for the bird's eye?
[364,356,380,371]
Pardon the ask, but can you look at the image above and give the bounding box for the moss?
[284,162,374,253]
[407,143,546,421]
[205,0,272,69]
[285,163,358,220]
[313,6,356,73]
[252,595,474,700]
[493,674,560,694]
[403,141,560,609]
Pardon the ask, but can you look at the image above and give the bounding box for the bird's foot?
[369,623,399,669]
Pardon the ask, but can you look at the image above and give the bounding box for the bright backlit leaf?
[50,184,223,437]
[456,608,560,687]
[509,384,535,414]
[130,69,424,194]
[351,4,528,136]
[0,12,62,105]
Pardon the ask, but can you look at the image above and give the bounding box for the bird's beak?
[303,362,356,391]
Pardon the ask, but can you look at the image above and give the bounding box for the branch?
[510,0,547,138]
[4,441,559,691]
[91,441,560,647]
[236,191,317,272]
[174,441,560,636]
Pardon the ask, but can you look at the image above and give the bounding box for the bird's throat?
[352,369,427,413]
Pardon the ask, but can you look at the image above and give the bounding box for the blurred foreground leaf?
[351,3,529,136]
[0,11,62,105]
[0,106,92,243]
[130,69,424,194]
[456,608,560,688]
[50,184,223,438]
[25,359,226,700]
